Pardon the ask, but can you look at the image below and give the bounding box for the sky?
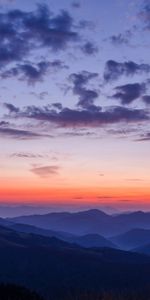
[0,0,150,210]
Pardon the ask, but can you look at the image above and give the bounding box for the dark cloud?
[10,152,43,158]
[142,95,150,104]
[110,30,132,46]
[0,119,50,139]
[63,130,96,137]
[81,42,98,55]
[78,20,94,30]
[31,91,49,100]
[72,2,80,8]
[104,60,150,82]
[107,128,138,136]
[136,132,150,141]
[6,104,148,127]
[1,60,67,84]
[112,83,146,104]
[51,102,63,110]
[139,2,150,29]
[0,121,9,126]
[0,4,80,69]
[3,103,20,113]
[69,71,99,108]
[30,165,59,178]
[0,127,45,139]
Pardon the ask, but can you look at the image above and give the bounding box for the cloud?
[0,4,96,83]
[0,4,80,69]
[136,132,150,141]
[1,60,67,84]
[110,30,132,46]
[119,199,131,202]
[72,2,80,8]
[81,42,98,55]
[112,83,146,104]
[30,165,60,178]
[104,60,150,82]
[139,2,150,29]
[3,103,20,113]
[125,178,144,182]
[5,104,148,127]
[51,102,63,110]
[0,121,9,126]
[142,95,150,104]
[69,71,99,108]
[63,130,96,137]
[31,91,49,100]
[0,127,45,139]
[0,120,50,139]
[10,152,43,158]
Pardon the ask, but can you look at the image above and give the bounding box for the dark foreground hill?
[2,246,150,299]
[2,284,150,300]
[1,283,150,300]
[0,225,150,298]
[0,284,43,300]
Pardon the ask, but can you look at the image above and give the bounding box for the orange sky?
[1,185,150,205]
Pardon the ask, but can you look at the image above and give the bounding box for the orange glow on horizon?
[0,185,150,204]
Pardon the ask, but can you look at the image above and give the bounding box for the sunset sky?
[0,0,150,210]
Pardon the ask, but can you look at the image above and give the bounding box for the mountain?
[8,209,112,235]
[67,233,117,248]
[114,211,150,228]
[111,228,150,250]
[0,205,53,218]
[0,224,72,249]
[0,217,12,227]
[8,209,150,236]
[0,242,150,298]
[9,222,74,239]
[0,224,150,297]
[133,243,150,255]
[0,284,44,300]
[1,284,150,300]
[9,223,117,248]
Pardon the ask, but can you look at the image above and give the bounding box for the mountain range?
[0,223,150,298]
[8,209,150,236]
[0,209,150,297]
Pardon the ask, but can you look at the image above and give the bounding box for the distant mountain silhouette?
[0,224,72,249]
[67,233,117,248]
[0,217,12,227]
[133,243,150,255]
[8,209,112,235]
[9,223,117,248]
[8,209,150,236]
[111,228,150,250]
[9,222,74,239]
[114,211,150,227]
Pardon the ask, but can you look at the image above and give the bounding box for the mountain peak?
[77,209,109,216]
